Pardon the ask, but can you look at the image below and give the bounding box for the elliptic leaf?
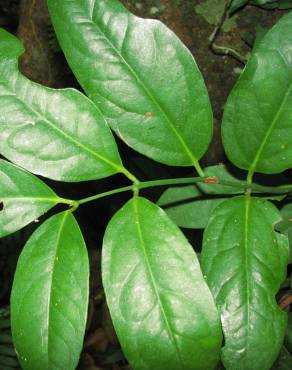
[201,196,288,370]
[0,159,61,237]
[222,13,292,175]
[102,197,222,370]
[158,185,225,229]
[0,28,123,182]
[11,212,89,370]
[48,0,213,168]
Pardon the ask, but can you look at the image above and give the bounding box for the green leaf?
[276,203,292,263]
[0,159,61,237]
[272,346,292,370]
[47,0,213,170]
[229,0,249,14]
[222,12,292,175]
[201,196,288,370]
[285,312,292,354]
[102,197,222,370]
[0,28,123,182]
[157,185,226,229]
[11,212,89,370]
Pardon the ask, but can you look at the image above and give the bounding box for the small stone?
[150,6,159,15]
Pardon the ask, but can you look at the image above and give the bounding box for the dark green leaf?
[11,212,89,370]
[102,197,222,370]
[48,0,213,169]
[0,28,123,182]
[0,159,61,237]
[285,312,292,354]
[158,185,225,229]
[222,13,292,175]
[276,203,292,263]
[272,346,292,370]
[201,196,288,370]
[229,0,249,14]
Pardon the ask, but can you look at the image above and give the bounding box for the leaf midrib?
[248,78,292,176]
[132,198,183,365]
[0,70,123,174]
[47,212,69,364]
[90,5,199,167]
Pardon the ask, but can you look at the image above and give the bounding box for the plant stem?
[75,176,292,206]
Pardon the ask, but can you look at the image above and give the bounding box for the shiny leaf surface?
[11,212,89,370]
[0,159,60,237]
[102,197,222,370]
[48,0,213,168]
[0,28,123,181]
[202,196,288,369]
[222,13,292,175]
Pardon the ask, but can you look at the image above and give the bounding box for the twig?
[209,0,247,64]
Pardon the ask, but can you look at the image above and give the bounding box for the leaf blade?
[0,159,60,237]
[102,197,222,370]
[222,13,292,174]
[11,212,89,370]
[201,196,288,369]
[48,0,213,168]
[0,28,123,181]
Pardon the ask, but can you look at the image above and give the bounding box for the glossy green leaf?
[0,159,61,237]
[201,196,288,370]
[0,28,123,182]
[158,185,225,229]
[222,13,292,175]
[11,212,89,370]
[102,197,222,370]
[48,0,213,169]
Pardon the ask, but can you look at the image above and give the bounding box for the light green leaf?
[222,12,292,175]
[0,28,123,182]
[102,197,222,370]
[0,159,61,237]
[48,0,213,170]
[11,212,89,370]
[201,196,288,370]
[158,185,226,229]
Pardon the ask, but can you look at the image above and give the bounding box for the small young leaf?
[11,212,89,370]
[48,0,213,169]
[222,12,292,175]
[158,185,226,229]
[0,28,123,182]
[201,196,288,370]
[102,197,222,370]
[0,159,60,237]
